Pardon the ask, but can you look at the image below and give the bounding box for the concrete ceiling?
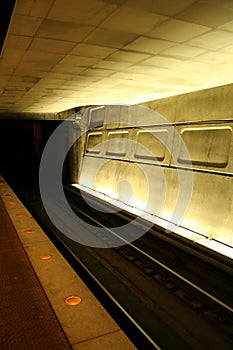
[0,0,233,114]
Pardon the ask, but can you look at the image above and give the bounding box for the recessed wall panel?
[135,129,168,161]
[106,131,129,157]
[86,132,102,154]
[89,106,105,128]
[132,127,174,165]
[104,105,129,129]
[173,123,233,173]
[179,127,232,167]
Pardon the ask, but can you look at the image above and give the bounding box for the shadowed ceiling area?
[0,0,233,113]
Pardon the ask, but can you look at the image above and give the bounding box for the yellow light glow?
[79,178,94,190]
[131,198,148,211]
[71,184,233,260]
[95,186,118,202]
[197,239,233,260]
[175,226,205,241]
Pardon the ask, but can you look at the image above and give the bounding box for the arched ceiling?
[0,0,233,114]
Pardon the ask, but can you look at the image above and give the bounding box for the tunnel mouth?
[0,1,16,56]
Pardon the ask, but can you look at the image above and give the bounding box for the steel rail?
[43,209,162,350]
[71,202,233,315]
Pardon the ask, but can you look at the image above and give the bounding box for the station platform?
[0,176,137,350]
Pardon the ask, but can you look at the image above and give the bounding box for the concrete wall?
[141,82,233,123]
[75,84,233,249]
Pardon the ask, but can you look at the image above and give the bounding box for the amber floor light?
[39,254,52,260]
[25,229,34,234]
[65,296,82,306]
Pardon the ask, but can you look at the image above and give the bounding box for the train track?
[11,181,233,349]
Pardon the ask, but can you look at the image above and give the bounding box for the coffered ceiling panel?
[0,0,232,114]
